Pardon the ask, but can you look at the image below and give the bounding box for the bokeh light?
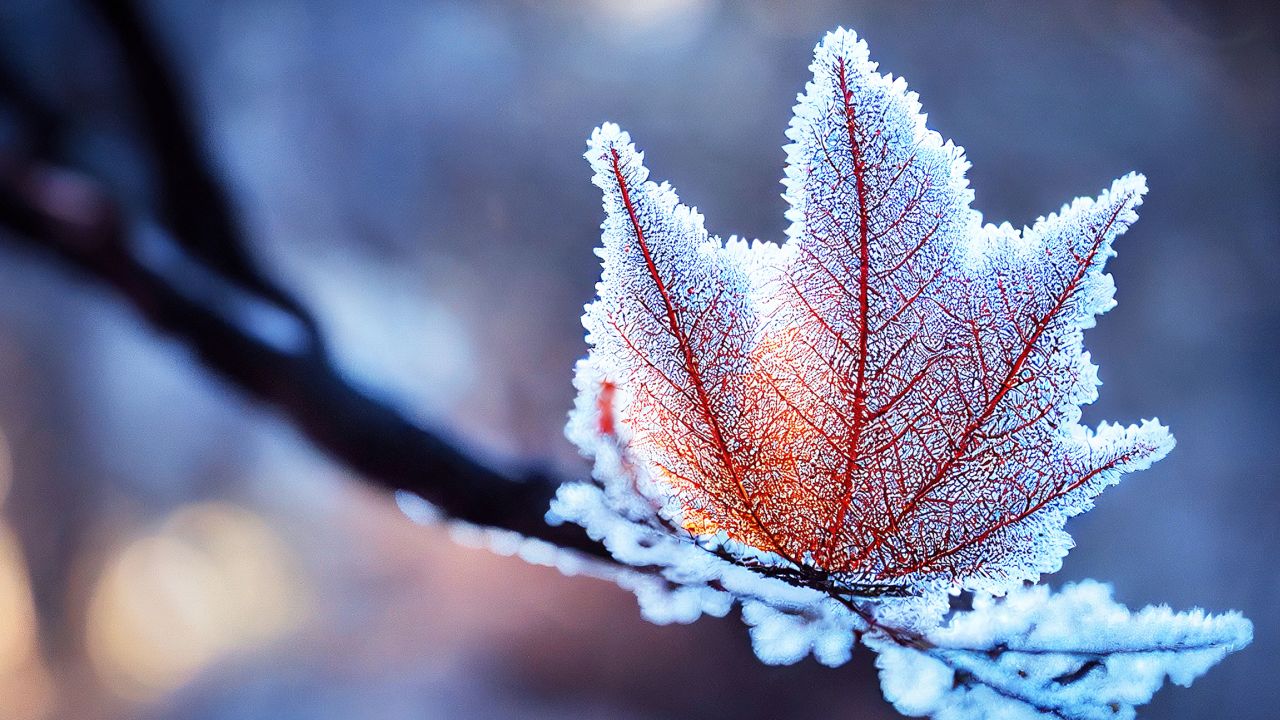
[583,0,717,31]
[85,502,309,701]
[0,2,1273,718]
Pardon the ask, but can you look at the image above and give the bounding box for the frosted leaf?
[868,581,1253,720]
[552,25,1247,715]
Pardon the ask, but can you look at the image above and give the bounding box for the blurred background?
[0,1,1275,718]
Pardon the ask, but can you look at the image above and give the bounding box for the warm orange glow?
[0,523,54,720]
[86,502,309,701]
[0,526,38,674]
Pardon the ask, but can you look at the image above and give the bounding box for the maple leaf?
[527,27,1251,719]
[571,29,1172,600]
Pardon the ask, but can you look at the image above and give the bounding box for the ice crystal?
[548,27,1248,718]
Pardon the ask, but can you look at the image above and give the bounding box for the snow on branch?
[872,582,1252,720]
[0,10,1252,719]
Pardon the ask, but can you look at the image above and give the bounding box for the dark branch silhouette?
[0,0,612,563]
[86,0,328,353]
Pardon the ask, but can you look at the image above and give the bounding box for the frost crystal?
[551,26,1249,718]
[870,582,1252,720]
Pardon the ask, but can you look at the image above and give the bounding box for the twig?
[0,153,612,563]
[0,15,1167,720]
[83,0,327,354]
[0,2,617,561]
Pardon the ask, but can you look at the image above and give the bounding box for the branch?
[0,156,610,564]
[0,17,1253,720]
[83,0,328,351]
[0,2,614,564]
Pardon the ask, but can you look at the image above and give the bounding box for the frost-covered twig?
[871,582,1252,720]
[533,476,1252,720]
[555,26,1252,720]
[0,11,1254,720]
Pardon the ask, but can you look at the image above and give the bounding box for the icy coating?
[565,27,1170,609]
[545,28,1250,711]
[871,581,1253,720]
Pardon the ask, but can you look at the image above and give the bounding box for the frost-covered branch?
[0,11,1253,720]
[555,26,1252,720]
[871,582,1252,720]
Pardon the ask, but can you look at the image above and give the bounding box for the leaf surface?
[577,28,1173,596]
